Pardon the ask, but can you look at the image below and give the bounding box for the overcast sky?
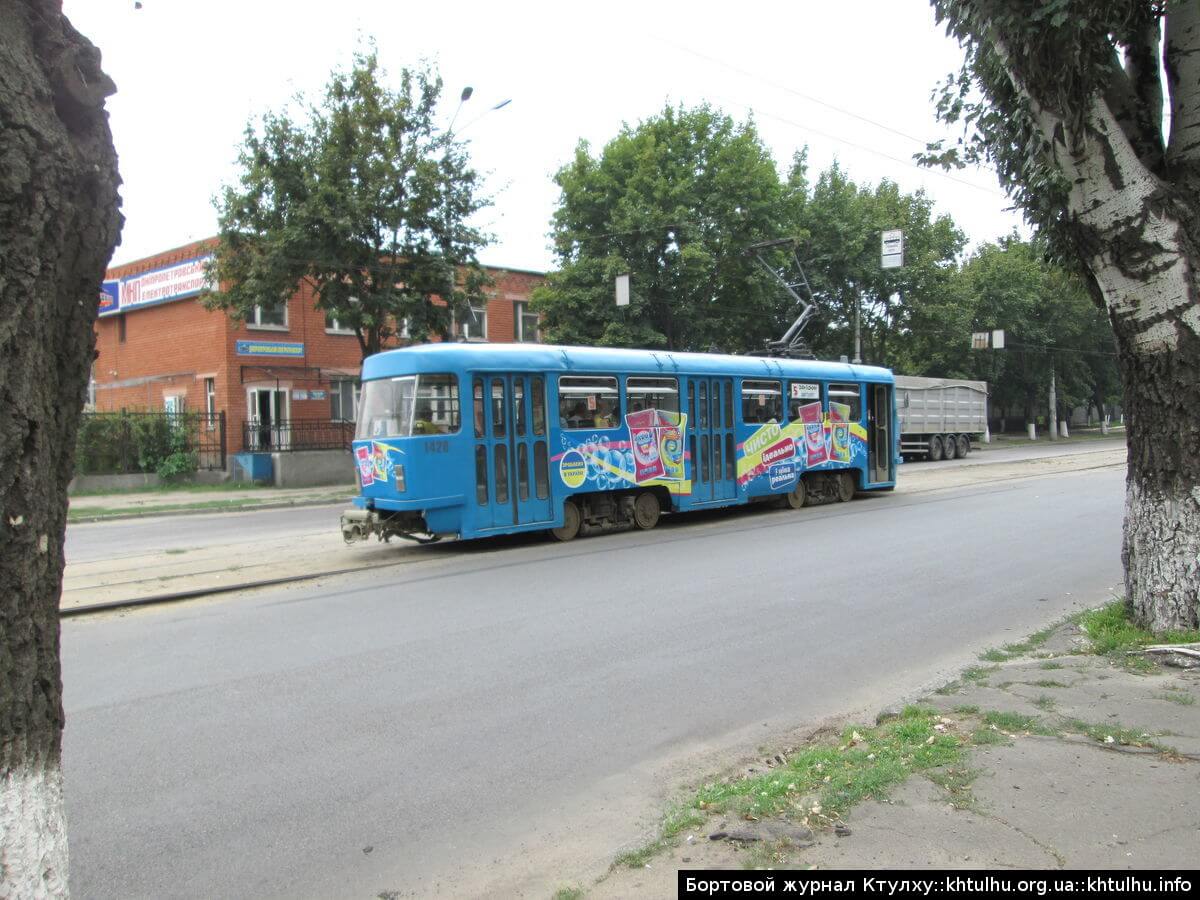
[65,0,1025,273]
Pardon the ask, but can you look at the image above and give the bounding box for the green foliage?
[533,104,791,352]
[794,162,966,366]
[952,236,1120,426]
[74,413,198,480]
[208,46,489,360]
[75,413,132,475]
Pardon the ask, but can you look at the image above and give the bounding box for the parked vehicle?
[341,343,899,543]
[894,375,989,461]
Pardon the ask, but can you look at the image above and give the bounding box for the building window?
[249,302,288,328]
[514,301,539,343]
[460,305,487,341]
[330,379,360,422]
[205,377,217,429]
[324,313,355,334]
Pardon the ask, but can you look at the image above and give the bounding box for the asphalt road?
[64,502,345,564]
[63,438,1125,567]
[61,464,1125,898]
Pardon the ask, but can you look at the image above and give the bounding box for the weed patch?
[1079,602,1200,655]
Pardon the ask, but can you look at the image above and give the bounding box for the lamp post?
[448,86,473,134]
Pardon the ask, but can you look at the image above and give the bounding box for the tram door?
[687,377,736,503]
[475,374,554,529]
[868,383,894,484]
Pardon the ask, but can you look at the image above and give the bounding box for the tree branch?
[1165,0,1200,172]
[1103,17,1165,174]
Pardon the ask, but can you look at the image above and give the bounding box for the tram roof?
[361,342,894,384]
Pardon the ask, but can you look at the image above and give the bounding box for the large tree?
[208,48,489,361]
[532,104,789,353]
[924,0,1200,630]
[949,236,1120,428]
[792,160,966,367]
[1,1,122,894]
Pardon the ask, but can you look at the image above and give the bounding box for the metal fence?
[76,411,226,474]
[242,419,355,453]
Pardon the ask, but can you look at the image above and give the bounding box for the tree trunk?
[1117,329,1200,631]
[1049,98,1200,631]
[0,3,122,895]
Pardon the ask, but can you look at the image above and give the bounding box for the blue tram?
[340,343,899,543]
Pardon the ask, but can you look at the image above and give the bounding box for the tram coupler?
[341,508,430,544]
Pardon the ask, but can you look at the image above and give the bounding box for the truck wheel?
[633,491,661,530]
[551,499,582,541]
[928,435,944,461]
[943,434,957,460]
[957,435,971,457]
[836,471,856,502]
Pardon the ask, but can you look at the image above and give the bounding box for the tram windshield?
[356,374,460,439]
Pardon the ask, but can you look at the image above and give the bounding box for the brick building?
[92,238,544,459]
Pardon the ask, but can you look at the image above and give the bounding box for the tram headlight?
[394,464,406,492]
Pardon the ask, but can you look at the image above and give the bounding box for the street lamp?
[447,86,473,134]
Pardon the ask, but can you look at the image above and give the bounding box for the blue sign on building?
[236,340,305,358]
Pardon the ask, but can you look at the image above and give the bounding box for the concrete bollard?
[1028,423,1037,440]
[1101,416,1109,435]
[983,425,991,444]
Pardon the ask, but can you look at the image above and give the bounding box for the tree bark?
[0,2,122,895]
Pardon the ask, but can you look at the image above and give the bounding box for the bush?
[75,412,200,479]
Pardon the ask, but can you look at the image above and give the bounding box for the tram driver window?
[741,380,782,424]
[558,376,619,429]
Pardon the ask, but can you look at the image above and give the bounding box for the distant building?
[91,238,544,458]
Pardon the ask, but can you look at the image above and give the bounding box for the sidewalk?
[583,610,1199,896]
[61,443,1126,613]
[67,483,356,522]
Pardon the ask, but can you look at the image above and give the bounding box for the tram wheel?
[835,471,856,503]
[551,500,582,541]
[928,434,944,461]
[783,479,807,509]
[633,491,661,530]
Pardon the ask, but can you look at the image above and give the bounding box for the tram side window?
[558,376,619,429]
[412,374,460,434]
[473,380,485,438]
[626,377,679,414]
[788,381,822,421]
[741,380,782,424]
[828,383,862,422]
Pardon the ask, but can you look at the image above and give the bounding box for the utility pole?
[1048,359,1058,442]
[853,296,862,364]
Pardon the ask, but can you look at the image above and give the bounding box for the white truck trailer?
[895,375,989,460]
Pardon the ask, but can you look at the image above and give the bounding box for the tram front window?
[356,374,460,439]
